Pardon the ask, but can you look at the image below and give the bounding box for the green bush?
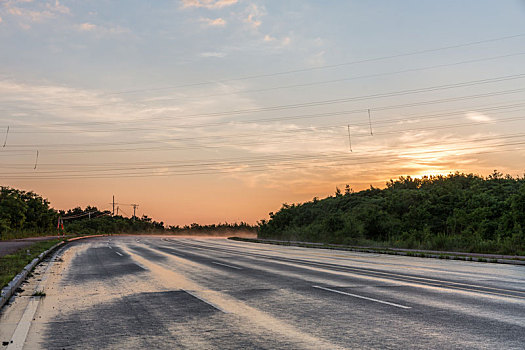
[258,172,525,255]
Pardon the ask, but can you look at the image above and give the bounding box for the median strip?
[312,285,411,309]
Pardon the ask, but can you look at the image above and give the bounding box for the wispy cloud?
[78,22,96,31]
[200,17,226,27]
[1,0,70,28]
[465,112,493,123]
[263,34,275,42]
[47,0,69,15]
[200,51,227,58]
[76,22,129,35]
[263,34,292,48]
[181,0,238,9]
[243,3,264,28]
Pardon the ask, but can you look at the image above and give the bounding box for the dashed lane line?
[313,285,412,309]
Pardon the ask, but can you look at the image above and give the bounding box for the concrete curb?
[0,241,64,310]
[229,237,525,266]
[0,234,107,310]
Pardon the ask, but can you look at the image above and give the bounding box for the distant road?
[1,236,524,349]
[0,236,62,257]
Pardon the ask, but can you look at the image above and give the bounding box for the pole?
[112,195,115,216]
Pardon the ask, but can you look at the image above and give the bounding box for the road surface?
[0,236,64,257]
[1,236,524,349]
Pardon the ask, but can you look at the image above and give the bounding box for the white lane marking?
[313,285,411,309]
[7,298,39,350]
[115,251,123,257]
[7,249,63,350]
[212,261,242,270]
[108,246,113,249]
[183,290,229,313]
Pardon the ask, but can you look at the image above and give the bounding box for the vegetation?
[32,290,46,297]
[0,239,60,289]
[258,172,525,255]
[60,207,165,235]
[0,187,58,239]
[0,186,256,238]
[168,222,256,236]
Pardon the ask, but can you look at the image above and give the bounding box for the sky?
[1,0,525,226]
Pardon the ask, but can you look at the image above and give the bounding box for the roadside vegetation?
[0,239,60,289]
[0,186,256,239]
[62,209,165,235]
[167,222,256,236]
[258,172,525,255]
[0,187,58,239]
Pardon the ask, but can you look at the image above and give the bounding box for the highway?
[1,236,524,349]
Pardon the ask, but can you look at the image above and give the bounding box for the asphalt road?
[1,236,524,349]
[0,236,64,257]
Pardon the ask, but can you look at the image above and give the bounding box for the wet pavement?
[1,236,524,349]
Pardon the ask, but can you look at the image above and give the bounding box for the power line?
[2,132,525,177]
[8,97,525,136]
[51,51,524,107]
[2,73,525,128]
[4,111,525,152]
[4,74,525,147]
[4,128,525,170]
[2,141,524,180]
[99,33,525,96]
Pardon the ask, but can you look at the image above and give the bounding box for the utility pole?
[131,204,139,219]
[112,195,115,216]
[117,206,119,216]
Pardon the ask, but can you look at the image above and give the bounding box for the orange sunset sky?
[1,1,525,225]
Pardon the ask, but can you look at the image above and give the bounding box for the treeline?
[258,172,525,255]
[0,187,58,238]
[0,186,256,239]
[0,188,166,238]
[168,222,256,236]
[60,207,165,235]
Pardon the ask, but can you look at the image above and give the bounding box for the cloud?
[78,22,96,31]
[200,51,226,58]
[200,17,226,27]
[76,22,129,35]
[181,0,238,9]
[243,3,264,28]
[306,50,325,66]
[1,0,70,27]
[263,34,291,47]
[465,112,493,123]
[47,0,69,15]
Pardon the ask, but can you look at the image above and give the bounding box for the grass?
[0,239,61,290]
[32,290,46,297]
[0,231,60,241]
